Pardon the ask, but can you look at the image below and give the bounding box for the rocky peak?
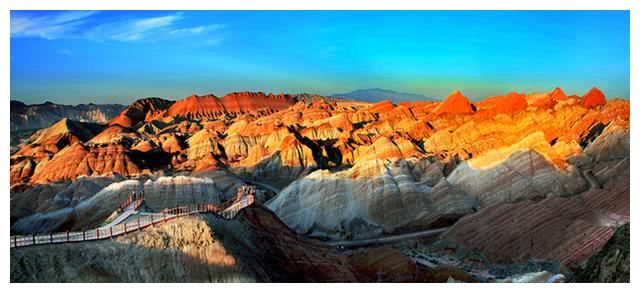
[478,92,527,114]
[497,92,528,113]
[220,91,295,113]
[165,94,225,119]
[367,100,396,113]
[35,118,101,144]
[109,97,174,127]
[581,87,606,109]
[432,90,474,115]
[165,92,295,120]
[550,87,568,100]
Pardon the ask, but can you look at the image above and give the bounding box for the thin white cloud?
[11,11,97,39]
[11,11,226,45]
[169,24,225,36]
[135,15,180,30]
[171,26,206,35]
[85,13,184,42]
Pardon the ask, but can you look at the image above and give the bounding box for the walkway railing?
[119,195,143,212]
[10,186,255,249]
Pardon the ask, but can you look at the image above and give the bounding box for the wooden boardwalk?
[10,186,256,249]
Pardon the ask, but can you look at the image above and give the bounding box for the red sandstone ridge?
[550,87,568,101]
[9,88,629,188]
[165,92,296,119]
[27,142,142,184]
[220,92,295,113]
[581,87,606,109]
[165,94,225,119]
[526,87,569,109]
[366,100,396,114]
[109,97,174,128]
[13,118,103,162]
[432,90,474,115]
[477,92,528,115]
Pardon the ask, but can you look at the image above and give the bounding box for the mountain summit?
[432,90,474,115]
[581,87,606,109]
[165,92,296,119]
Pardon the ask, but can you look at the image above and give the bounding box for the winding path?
[240,178,282,194]
[10,186,256,249]
[326,227,450,249]
[104,198,142,228]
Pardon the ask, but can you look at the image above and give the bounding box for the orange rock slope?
[432,90,474,116]
[109,97,174,128]
[9,87,629,270]
[582,87,607,109]
[10,87,627,187]
[165,92,295,120]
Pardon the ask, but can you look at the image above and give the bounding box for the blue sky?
[10,10,629,104]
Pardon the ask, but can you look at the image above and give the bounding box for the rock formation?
[11,172,245,235]
[10,119,105,185]
[10,100,125,131]
[527,87,568,109]
[27,142,142,184]
[581,87,606,109]
[13,118,104,159]
[432,90,474,115]
[109,97,174,128]
[165,92,295,119]
[440,123,629,268]
[267,92,628,240]
[573,223,629,282]
[10,204,426,282]
[476,92,528,115]
[9,87,630,282]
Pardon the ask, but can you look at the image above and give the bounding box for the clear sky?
[10,10,629,104]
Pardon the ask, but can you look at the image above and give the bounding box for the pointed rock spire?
[549,87,568,100]
[581,87,606,109]
[433,90,474,115]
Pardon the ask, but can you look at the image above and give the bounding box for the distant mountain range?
[10,90,427,133]
[331,88,435,103]
[10,100,126,132]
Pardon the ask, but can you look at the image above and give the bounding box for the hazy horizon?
[11,10,630,105]
[9,85,630,106]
